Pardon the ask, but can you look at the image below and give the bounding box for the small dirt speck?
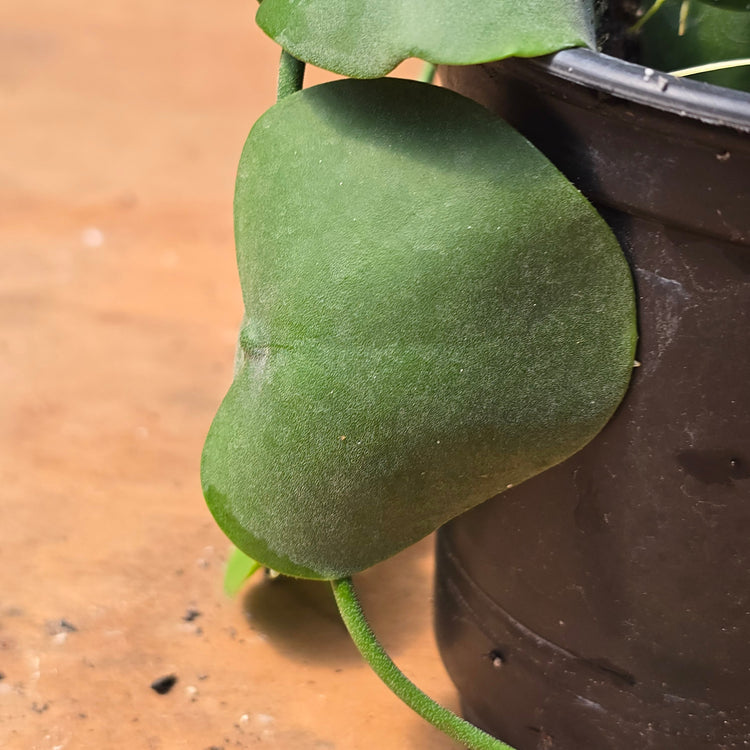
[31,701,49,713]
[46,619,77,635]
[182,608,201,622]
[150,674,178,695]
[489,650,506,668]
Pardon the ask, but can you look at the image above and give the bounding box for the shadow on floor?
[240,535,436,664]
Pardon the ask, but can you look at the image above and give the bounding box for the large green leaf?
[256,0,595,78]
[201,78,637,580]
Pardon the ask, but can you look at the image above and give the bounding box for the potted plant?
[201,1,749,748]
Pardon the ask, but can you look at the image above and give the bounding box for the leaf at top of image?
[256,0,595,78]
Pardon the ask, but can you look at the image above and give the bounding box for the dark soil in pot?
[435,50,750,750]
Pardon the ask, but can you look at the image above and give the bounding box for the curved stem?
[678,0,691,36]
[670,57,750,77]
[277,50,305,100]
[630,0,669,32]
[331,577,515,750]
[419,62,437,84]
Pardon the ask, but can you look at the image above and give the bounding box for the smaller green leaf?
[638,0,750,91]
[224,546,262,597]
[256,0,594,78]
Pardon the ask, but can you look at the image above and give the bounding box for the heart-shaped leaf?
[256,0,594,78]
[201,78,637,580]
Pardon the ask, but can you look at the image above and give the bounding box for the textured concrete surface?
[0,2,460,747]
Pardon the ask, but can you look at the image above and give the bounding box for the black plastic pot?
[435,49,750,750]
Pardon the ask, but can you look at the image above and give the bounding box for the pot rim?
[522,47,750,133]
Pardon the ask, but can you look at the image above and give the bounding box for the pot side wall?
[436,56,750,750]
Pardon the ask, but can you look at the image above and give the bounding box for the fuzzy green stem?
[419,62,437,84]
[277,50,305,100]
[678,0,691,35]
[331,577,515,750]
[670,57,750,77]
[630,0,669,32]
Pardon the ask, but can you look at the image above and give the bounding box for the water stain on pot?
[585,657,637,688]
[723,245,750,275]
[676,450,749,485]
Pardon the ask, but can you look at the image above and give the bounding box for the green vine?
[331,577,515,750]
[671,57,750,76]
[419,62,438,84]
[631,0,670,32]
[277,50,306,100]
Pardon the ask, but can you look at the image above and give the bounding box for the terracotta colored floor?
[0,2,460,748]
